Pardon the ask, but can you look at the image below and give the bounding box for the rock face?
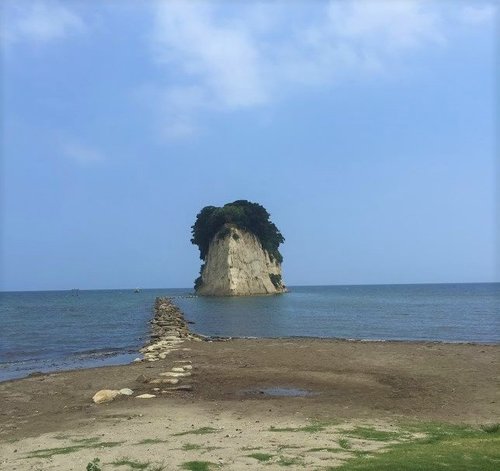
[196,225,286,296]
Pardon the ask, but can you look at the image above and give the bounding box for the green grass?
[134,438,167,445]
[277,455,304,466]
[86,458,102,471]
[308,447,345,453]
[72,437,102,445]
[247,452,274,462]
[182,443,203,451]
[148,465,166,471]
[336,423,500,471]
[26,441,123,458]
[174,427,219,436]
[346,426,405,442]
[112,458,150,469]
[180,461,218,471]
[338,438,351,449]
[481,423,499,434]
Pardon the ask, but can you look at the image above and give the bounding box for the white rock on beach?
[149,378,180,385]
[119,388,133,396]
[159,372,191,378]
[92,389,120,404]
[136,394,156,399]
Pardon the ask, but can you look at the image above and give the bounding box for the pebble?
[119,388,134,396]
[136,394,156,399]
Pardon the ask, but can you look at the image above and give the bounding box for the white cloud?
[326,1,444,50]
[60,139,104,165]
[149,0,495,138]
[2,0,84,44]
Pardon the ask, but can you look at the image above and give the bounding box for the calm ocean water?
[0,283,498,381]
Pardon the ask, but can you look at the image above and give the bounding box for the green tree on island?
[191,200,285,264]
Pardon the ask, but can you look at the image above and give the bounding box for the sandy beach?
[1,338,498,470]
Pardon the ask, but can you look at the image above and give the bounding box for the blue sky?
[1,0,498,291]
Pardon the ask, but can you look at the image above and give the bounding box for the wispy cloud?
[149,0,496,138]
[1,0,85,44]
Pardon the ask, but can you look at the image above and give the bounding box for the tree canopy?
[191,200,284,263]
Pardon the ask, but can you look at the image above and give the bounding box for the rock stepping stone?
[92,389,120,404]
[136,394,156,399]
[159,371,191,378]
[92,388,135,403]
[149,378,180,385]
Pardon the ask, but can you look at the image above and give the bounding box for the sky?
[0,0,498,291]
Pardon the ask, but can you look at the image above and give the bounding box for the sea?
[0,283,498,381]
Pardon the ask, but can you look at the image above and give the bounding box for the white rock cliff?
[196,225,286,296]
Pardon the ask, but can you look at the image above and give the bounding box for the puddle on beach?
[243,387,318,397]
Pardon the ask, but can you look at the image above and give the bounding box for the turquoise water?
[0,283,498,381]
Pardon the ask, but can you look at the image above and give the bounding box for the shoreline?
[3,336,498,385]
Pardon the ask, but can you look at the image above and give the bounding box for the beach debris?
[133,357,142,362]
[92,389,120,404]
[136,394,156,399]
[119,388,134,396]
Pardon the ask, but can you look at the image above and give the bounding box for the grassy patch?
[180,461,218,471]
[72,437,102,445]
[247,452,274,462]
[336,423,500,471]
[338,438,351,449]
[277,455,304,466]
[346,426,405,442]
[182,443,203,451]
[481,423,499,434]
[308,447,345,453]
[112,458,150,469]
[174,427,218,436]
[134,438,167,445]
[27,441,123,458]
[87,458,102,471]
[148,465,166,471]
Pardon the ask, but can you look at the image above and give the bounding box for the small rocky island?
[191,200,286,296]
